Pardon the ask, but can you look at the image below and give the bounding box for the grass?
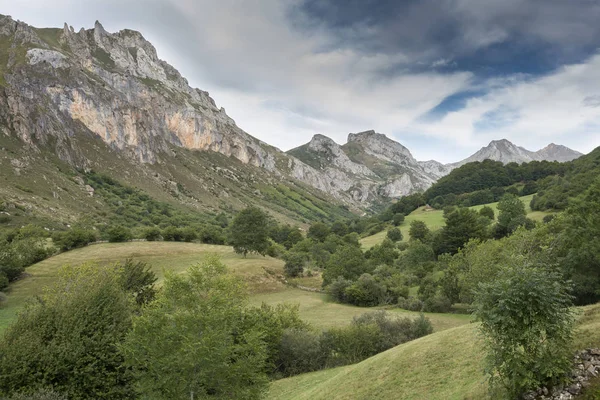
[0,242,285,333]
[250,288,471,331]
[361,194,548,249]
[267,302,600,400]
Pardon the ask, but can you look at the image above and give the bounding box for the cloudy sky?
[3,0,600,162]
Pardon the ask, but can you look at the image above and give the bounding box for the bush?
[161,226,183,241]
[180,227,198,242]
[142,227,161,241]
[327,276,353,303]
[52,228,97,251]
[0,273,8,290]
[423,292,453,313]
[392,213,405,226]
[198,225,226,244]
[343,274,387,306]
[386,227,403,242]
[473,265,575,397]
[0,264,135,399]
[106,225,132,243]
[278,328,326,376]
[479,206,495,220]
[283,252,305,278]
[397,296,424,312]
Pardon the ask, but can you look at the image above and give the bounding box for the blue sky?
[2,0,600,162]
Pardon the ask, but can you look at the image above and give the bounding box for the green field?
[361,194,548,249]
[0,242,286,333]
[251,288,471,331]
[267,302,600,400]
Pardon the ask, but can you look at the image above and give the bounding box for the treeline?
[0,257,432,399]
[425,159,568,201]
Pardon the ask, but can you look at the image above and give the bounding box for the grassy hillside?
[0,242,285,333]
[268,302,600,400]
[251,288,470,331]
[361,194,547,249]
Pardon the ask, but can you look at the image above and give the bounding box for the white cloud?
[408,54,600,161]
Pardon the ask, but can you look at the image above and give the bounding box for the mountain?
[535,143,583,162]
[0,15,361,226]
[0,15,585,227]
[288,130,448,200]
[451,139,582,168]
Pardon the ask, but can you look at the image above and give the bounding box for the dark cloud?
[295,0,600,76]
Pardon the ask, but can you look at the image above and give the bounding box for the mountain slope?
[0,15,393,225]
[288,130,450,201]
[451,139,582,168]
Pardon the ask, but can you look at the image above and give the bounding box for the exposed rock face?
[536,143,583,162]
[288,130,448,199]
[450,139,582,169]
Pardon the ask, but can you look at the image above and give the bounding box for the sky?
[2,0,600,163]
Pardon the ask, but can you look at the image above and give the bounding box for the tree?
[116,259,157,306]
[283,252,305,278]
[230,207,269,256]
[322,245,367,286]
[386,227,403,242]
[473,264,575,397]
[434,208,488,255]
[409,220,430,242]
[557,178,600,304]
[0,264,135,399]
[307,222,331,242]
[478,205,495,220]
[392,213,405,226]
[121,256,269,399]
[495,194,527,237]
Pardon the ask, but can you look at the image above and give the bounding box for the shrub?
[161,226,183,241]
[106,225,132,243]
[180,227,198,242]
[327,276,353,303]
[343,274,387,306]
[283,252,305,278]
[198,225,226,244]
[479,206,495,220]
[397,296,424,312]
[142,227,161,241]
[278,328,326,376]
[0,264,135,399]
[52,228,97,251]
[0,273,8,290]
[392,213,405,226]
[121,256,269,399]
[240,303,307,376]
[386,227,403,242]
[423,292,453,313]
[473,265,575,397]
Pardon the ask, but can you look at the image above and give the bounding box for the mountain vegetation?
[0,13,599,400]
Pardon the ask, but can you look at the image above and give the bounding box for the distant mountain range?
[0,15,585,226]
[449,139,582,168]
[288,133,582,200]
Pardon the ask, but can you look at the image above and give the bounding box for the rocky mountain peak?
[347,130,416,165]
